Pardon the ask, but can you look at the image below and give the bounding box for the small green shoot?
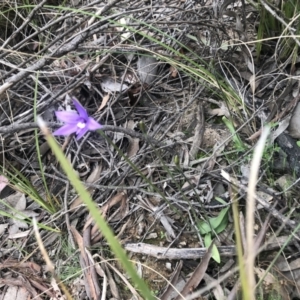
[198,206,229,235]
[1,165,56,214]
[197,199,229,263]
[58,239,82,283]
[204,233,220,263]
[222,116,246,151]
[0,199,58,232]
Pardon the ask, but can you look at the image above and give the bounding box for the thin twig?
[0,122,173,150]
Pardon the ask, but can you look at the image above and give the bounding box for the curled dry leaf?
[50,278,63,300]
[2,286,29,300]
[203,273,225,300]
[98,94,110,111]
[125,120,140,157]
[207,101,230,117]
[137,55,159,85]
[249,74,256,94]
[100,77,129,93]
[288,102,300,138]
[127,137,140,157]
[0,223,8,235]
[169,65,178,78]
[0,175,8,192]
[189,104,205,160]
[8,229,31,239]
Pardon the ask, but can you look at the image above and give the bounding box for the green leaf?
[214,197,227,205]
[198,219,212,234]
[214,211,229,234]
[204,233,220,263]
[186,34,199,42]
[222,116,246,151]
[209,207,229,232]
[198,207,229,235]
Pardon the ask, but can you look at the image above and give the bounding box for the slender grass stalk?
[0,199,58,232]
[33,71,54,211]
[38,118,155,300]
[222,116,246,151]
[1,164,56,214]
[256,217,300,287]
[245,125,270,300]
[32,218,73,300]
[231,186,249,300]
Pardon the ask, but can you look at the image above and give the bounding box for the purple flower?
[53,98,102,140]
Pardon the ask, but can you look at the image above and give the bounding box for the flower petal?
[55,111,80,124]
[53,124,77,136]
[76,127,89,140]
[86,117,102,131]
[73,98,88,120]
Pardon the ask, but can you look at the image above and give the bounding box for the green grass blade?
[38,118,154,300]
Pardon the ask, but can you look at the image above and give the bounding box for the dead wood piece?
[276,133,300,177]
[125,243,236,259]
[125,237,295,260]
[189,104,205,160]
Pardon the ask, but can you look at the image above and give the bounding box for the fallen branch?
[124,236,292,260]
[0,122,172,150]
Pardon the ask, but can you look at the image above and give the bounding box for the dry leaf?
[0,175,8,192]
[14,193,26,211]
[288,103,300,138]
[0,223,8,235]
[169,65,178,78]
[3,286,29,300]
[127,138,140,157]
[137,55,159,85]
[8,229,30,239]
[249,74,256,94]
[98,94,110,111]
[100,78,128,93]
[208,102,229,117]
[174,243,213,299]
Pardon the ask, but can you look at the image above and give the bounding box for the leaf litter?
[0,0,300,299]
